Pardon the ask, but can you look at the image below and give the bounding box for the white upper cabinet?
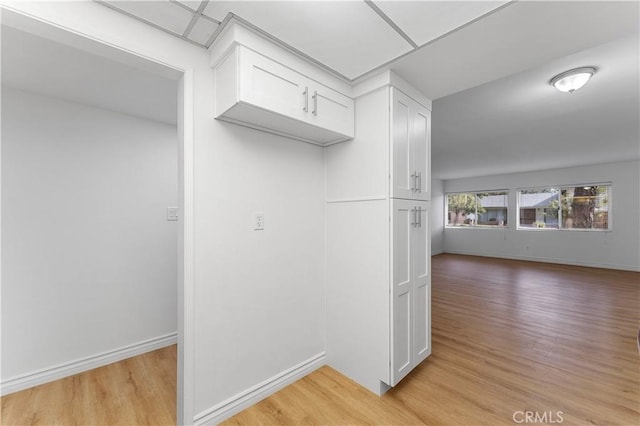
[308,81,354,138]
[391,88,431,201]
[214,45,354,146]
[238,47,308,124]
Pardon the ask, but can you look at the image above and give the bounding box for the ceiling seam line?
[364,0,417,49]
[182,0,210,38]
[203,12,233,48]
[199,14,221,25]
[93,0,206,48]
[352,0,520,84]
[205,13,352,83]
[182,16,199,38]
[168,0,221,24]
[169,0,196,14]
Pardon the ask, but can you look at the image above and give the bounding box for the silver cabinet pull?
[410,173,416,192]
[410,207,416,228]
[418,206,422,228]
[303,87,308,112]
[312,91,318,116]
[416,172,422,193]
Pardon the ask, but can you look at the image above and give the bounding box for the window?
[446,191,508,228]
[517,184,610,230]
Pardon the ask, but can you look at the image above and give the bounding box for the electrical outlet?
[254,212,264,230]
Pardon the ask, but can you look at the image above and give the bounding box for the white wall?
[1,3,327,422]
[443,160,640,271]
[193,123,325,416]
[431,178,444,254]
[1,87,178,381]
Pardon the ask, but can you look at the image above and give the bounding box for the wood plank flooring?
[225,254,639,425]
[2,254,638,425]
[1,345,176,425]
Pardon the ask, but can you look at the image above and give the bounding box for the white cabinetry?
[391,89,430,201]
[214,45,354,146]
[391,199,430,385]
[326,79,432,396]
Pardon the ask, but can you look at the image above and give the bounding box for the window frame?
[445,190,509,229]
[516,183,612,232]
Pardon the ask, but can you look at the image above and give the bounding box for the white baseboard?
[442,249,640,272]
[0,332,177,396]
[194,352,326,425]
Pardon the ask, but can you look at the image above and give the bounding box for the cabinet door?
[239,48,308,123]
[412,106,430,201]
[413,203,431,363]
[308,82,354,138]
[390,199,414,385]
[390,89,414,200]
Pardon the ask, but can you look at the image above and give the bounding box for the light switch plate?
[167,207,179,221]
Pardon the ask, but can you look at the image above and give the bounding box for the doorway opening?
[1,9,187,423]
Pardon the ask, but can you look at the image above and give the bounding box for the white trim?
[351,71,432,110]
[0,333,177,396]
[0,7,4,403]
[351,71,392,99]
[322,149,329,377]
[193,352,326,425]
[445,225,510,230]
[216,115,347,147]
[209,18,351,94]
[515,181,612,192]
[0,5,185,79]
[514,227,613,233]
[389,76,432,110]
[442,250,640,273]
[0,6,198,422]
[177,68,196,426]
[326,196,388,204]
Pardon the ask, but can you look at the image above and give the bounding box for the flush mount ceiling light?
[550,66,598,93]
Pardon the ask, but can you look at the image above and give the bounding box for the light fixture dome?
[550,66,598,93]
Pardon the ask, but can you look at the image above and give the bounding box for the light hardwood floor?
[1,345,176,425]
[224,254,640,425]
[2,254,638,425]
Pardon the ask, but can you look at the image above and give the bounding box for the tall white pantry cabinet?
[326,84,431,395]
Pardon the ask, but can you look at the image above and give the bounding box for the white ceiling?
[1,25,178,125]
[92,1,640,180]
[96,0,511,80]
[204,1,415,78]
[432,34,640,180]
[97,0,221,46]
[4,1,638,181]
[385,1,640,100]
[373,1,506,47]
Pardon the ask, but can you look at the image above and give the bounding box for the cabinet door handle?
[303,87,308,112]
[312,91,318,116]
[416,172,422,193]
[410,173,416,192]
[411,207,417,228]
[418,206,422,228]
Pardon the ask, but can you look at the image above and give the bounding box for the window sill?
[445,226,509,230]
[516,227,612,232]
